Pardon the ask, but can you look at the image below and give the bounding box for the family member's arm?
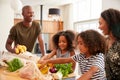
[39,57,74,68]
[40,49,56,60]
[38,34,45,57]
[77,66,99,80]
[5,37,15,53]
[70,50,76,69]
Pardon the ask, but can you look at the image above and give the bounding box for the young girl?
[41,30,75,60]
[39,29,106,80]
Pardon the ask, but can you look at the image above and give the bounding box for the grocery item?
[49,67,57,73]
[54,63,73,77]
[37,63,54,74]
[15,45,27,54]
[4,58,24,72]
[37,63,49,74]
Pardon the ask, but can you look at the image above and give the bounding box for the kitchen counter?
[0,67,28,80]
[0,51,81,80]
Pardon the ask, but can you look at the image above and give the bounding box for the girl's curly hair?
[77,29,106,55]
[52,30,75,51]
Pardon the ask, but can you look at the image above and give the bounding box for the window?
[73,0,102,33]
[74,19,102,34]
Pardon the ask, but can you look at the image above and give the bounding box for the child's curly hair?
[52,30,75,51]
[77,29,106,55]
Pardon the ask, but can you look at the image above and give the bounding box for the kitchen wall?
[102,0,120,10]
[0,0,14,51]
[61,4,74,30]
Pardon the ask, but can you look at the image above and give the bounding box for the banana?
[15,48,19,54]
[22,45,27,52]
[15,45,27,54]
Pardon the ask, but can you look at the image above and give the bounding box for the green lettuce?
[6,58,24,72]
[54,63,73,77]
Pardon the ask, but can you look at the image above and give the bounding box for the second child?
[41,30,75,60]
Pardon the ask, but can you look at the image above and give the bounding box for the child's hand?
[38,59,48,69]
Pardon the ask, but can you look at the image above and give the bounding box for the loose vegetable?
[54,63,73,77]
[49,67,57,73]
[6,58,24,72]
[37,63,54,74]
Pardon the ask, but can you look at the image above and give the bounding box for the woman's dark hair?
[77,29,106,55]
[101,8,120,40]
[52,30,75,51]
